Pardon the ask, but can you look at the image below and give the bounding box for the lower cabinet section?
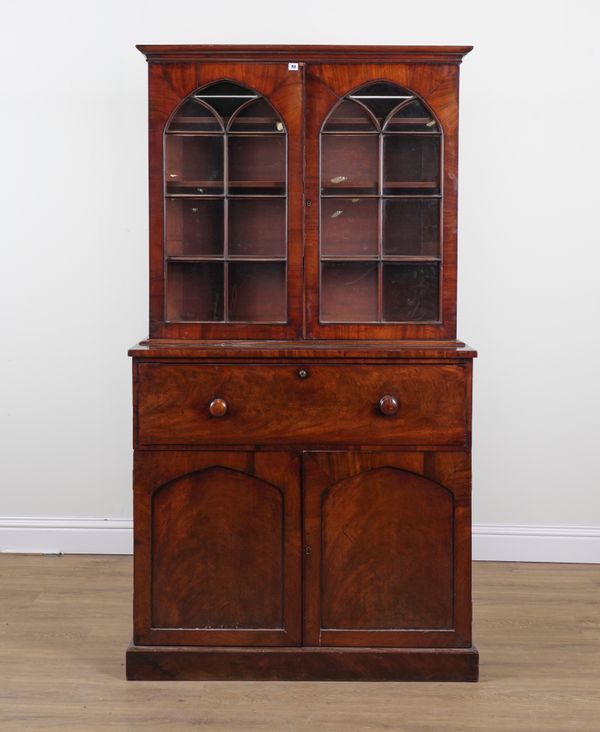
[132,448,473,674]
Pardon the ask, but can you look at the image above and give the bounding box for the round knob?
[209,398,228,418]
[378,395,399,416]
[298,368,309,379]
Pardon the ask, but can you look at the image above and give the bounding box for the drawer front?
[136,363,468,447]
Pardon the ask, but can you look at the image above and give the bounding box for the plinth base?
[126,643,479,681]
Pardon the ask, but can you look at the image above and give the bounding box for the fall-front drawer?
[135,363,469,447]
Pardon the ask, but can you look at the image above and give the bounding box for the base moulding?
[126,643,479,682]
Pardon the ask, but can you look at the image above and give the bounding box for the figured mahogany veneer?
[128,45,477,682]
[133,451,301,647]
[135,363,470,448]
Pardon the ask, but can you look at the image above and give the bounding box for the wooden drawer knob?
[209,398,228,418]
[378,394,399,416]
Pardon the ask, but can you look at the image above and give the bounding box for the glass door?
[148,64,303,339]
[305,64,459,340]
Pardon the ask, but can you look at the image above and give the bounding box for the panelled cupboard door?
[148,62,304,339]
[303,452,472,648]
[304,63,459,340]
[133,451,301,646]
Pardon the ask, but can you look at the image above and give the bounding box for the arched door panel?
[303,452,471,648]
[151,467,283,630]
[134,451,301,646]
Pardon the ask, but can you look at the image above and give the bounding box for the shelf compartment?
[321,135,379,196]
[192,81,258,119]
[321,198,378,257]
[166,199,224,257]
[229,99,286,133]
[383,199,440,257]
[228,261,286,322]
[229,199,286,257]
[165,136,223,195]
[320,262,378,323]
[383,136,440,196]
[348,82,415,124]
[228,136,286,195]
[167,99,223,133]
[382,263,439,322]
[166,262,224,322]
[384,99,439,132]
[323,100,377,133]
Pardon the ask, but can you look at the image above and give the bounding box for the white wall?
[2,0,600,557]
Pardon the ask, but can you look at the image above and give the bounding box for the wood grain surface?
[135,363,469,447]
[133,451,301,647]
[1,556,599,730]
[137,45,474,64]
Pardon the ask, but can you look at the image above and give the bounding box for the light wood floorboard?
[0,556,599,731]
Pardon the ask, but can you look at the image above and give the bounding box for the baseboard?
[1,518,599,562]
[0,517,133,555]
[473,524,600,563]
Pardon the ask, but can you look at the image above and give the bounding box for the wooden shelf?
[322,182,437,191]
[167,130,284,136]
[321,180,377,195]
[383,255,440,262]
[167,255,286,263]
[228,181,286,188]
[166,194,287,199]
[167,180,284,188]
[323,129,440,135]
[321,255,441,262]
[168,117,280,124]
[385,118,435,126]
[384,181,438,189]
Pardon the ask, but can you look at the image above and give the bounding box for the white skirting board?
[1,518,600,563]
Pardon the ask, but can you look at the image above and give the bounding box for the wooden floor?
[0,558,599,731]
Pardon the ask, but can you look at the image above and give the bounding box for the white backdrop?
[1,0,599,559]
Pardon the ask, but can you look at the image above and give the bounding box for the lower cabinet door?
[133,451,302,646]
[303,452,472,648]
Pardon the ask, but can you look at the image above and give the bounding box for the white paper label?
[288,62,299,71]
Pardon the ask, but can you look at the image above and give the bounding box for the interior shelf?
[167,181,285,188]
[321,193,441,199]
[321,182,438,191]
[320,255,441,262]
[322,128,440,135]
[167,117,283,127]
[167,255,286,262]
[383,182,439,189]
[167,193,287,199]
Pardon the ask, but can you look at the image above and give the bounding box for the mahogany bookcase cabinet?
[126,45,477,682]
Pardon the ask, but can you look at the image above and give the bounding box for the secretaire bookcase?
[126,45,477,682]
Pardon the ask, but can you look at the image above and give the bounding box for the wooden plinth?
[126,643,479,682]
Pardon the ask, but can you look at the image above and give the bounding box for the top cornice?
[136,45,473,65]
